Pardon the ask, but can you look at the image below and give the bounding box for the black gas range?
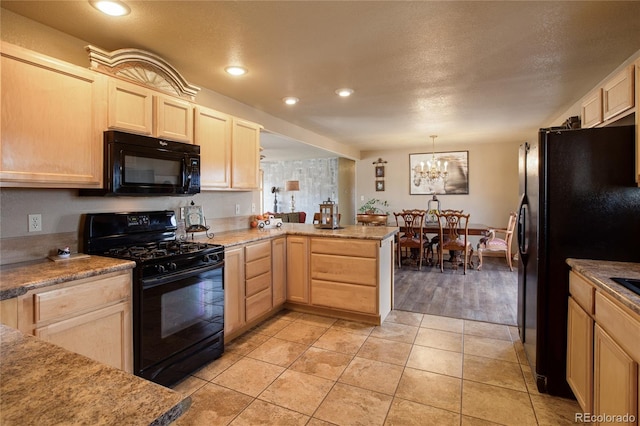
[83,210,224,386]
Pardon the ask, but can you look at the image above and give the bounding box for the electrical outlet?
[361,195,365,201]
[235,204,240,215]
[251,203,256,213]
[28,214,42,232]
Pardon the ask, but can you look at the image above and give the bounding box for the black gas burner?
[105,241,219,261]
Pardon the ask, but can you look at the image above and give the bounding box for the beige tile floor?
[172,310,582,425]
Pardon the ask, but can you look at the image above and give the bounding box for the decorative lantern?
[319,198,339,229]
[427,195,440,223]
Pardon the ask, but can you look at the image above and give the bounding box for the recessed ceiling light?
[335,88,354,97]
[90,0,130,16]
[225,66,248,76]
[283,97,299,105]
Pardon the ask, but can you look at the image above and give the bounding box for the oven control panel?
[127,215,150,227]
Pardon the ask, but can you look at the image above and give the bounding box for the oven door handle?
[141,261,224,290]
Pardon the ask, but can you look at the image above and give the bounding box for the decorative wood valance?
[86,45,200,100]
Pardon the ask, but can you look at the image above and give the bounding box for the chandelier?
[415,135,448,187]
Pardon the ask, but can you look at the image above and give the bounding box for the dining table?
[420,222,490,236]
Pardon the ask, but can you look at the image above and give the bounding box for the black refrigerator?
[517,125,640,397]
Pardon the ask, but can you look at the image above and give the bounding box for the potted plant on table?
[357,198,390,225]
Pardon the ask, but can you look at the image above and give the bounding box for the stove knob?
[156,264,166,273]
[204,253,218,263]
[169,262,177,271]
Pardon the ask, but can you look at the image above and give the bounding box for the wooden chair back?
[435,210,472,273]
[394,210,428,270]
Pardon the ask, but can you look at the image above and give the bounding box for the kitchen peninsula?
[201,223,398,339]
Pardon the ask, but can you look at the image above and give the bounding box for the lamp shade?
[285,180,300,191]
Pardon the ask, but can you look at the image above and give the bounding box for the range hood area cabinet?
[0,42,104,188]
[107,78,194,144]
[195,105,262,190]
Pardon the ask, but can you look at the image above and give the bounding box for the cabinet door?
[1,43,104,188]
[566,297,593,412]
[35,302,131,372]
[231,119,261,189]
[602,64,635,121]
[155,94,193,143]
[272,237,287,307]
[581,89,603,128]
[286,236,309,304]
[0,298,18,329]
[224,247,245,337]
[594,325,638,424]
[195,106,232,189]
[107,78,153,135]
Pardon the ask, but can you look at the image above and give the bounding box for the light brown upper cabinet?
[107,78,194,144]
[582,64,635,128]
[0,42,104,188]
[195,106,261,190]
[580,89,603,128]
[231,119,262,190]
[602,64,635,121]
[194,106,232,189]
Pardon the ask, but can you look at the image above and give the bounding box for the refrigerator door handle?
[517,194,529,257]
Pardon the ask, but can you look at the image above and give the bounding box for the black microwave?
[82,131,200,196]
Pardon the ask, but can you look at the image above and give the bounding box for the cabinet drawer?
[246,256,270,279]
[245,241,271,262]
[246,271,271,297]
[311,253,377,286]
[311,280,377,314]
[595,291,640,362]
[311,238,377,258]
[246,287,272,322]
[570,271,595,314]
[34,273,130,323]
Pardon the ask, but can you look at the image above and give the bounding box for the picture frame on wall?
[375,165,385,178]
[376,180,385,191]
[409,151,469,195]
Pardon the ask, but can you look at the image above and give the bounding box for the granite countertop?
[0,324,190,425]
[567,258,640,316]
[0,256,135,301]
[194,223,399,248]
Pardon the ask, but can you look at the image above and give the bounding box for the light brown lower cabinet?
[0,297,18,328]
[17,270,132,372]
[567,296,594,412]
[245,240,272,323]
[567,269,640,424]
[271,237,287,307]
[594,324,638,424]
[286,236,309,304]
[224,246,246,339]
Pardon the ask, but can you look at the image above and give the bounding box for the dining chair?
[477,212,517,271]
[394,210,429,270]
[435,210,472,274]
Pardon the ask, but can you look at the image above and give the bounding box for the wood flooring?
[393,256,518,326]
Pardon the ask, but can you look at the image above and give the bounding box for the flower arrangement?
[358,198,390,214]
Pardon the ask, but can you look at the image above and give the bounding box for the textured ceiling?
[2,1,640,160]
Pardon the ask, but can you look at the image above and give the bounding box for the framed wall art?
[409,151,469,195]
[372,157,387,192]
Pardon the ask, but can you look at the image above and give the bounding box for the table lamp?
[285,180,300,212]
